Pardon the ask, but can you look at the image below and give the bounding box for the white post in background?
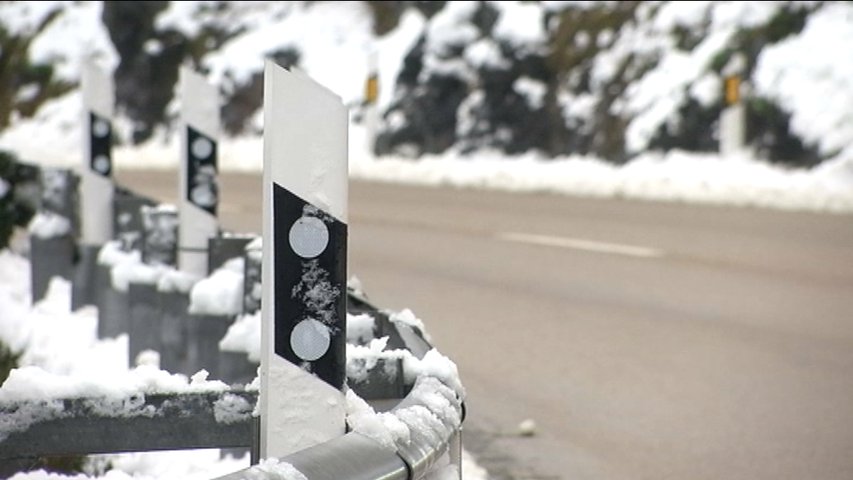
[720,53,747,157]
[178,66,220,276]
[260,60,349,459]
[80,58,114,244]
[364,49,379,155]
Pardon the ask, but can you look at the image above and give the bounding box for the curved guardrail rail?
[215,292,466,480]
[0,284,466,480]
[214,383,463,480]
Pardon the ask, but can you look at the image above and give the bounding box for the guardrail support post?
[73,58,114,310]
[96,190,156,340]
[260,61,349,459]
[450,429,463,479]
[30,167,77,304]
[128,205,179,367]
[243,239,262,314]
[128,282,161,366]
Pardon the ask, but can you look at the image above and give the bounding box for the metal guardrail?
[214,376,464,480]
[0,311,464,480]
[216,291,467,480]
[0,390,258,459]
[0,292,466,479]
[8,105,466,477]
[6,217,466,479]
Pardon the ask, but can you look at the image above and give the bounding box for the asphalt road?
[117,170,853,480]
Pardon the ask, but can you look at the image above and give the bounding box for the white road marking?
[497,232,665,259]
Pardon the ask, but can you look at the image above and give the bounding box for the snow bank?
[346,337,398,385]
[345,388,411,450]
[389,308,428,338]
[240,458,307,480]
[188,257,245,316]
[754,2,853,158]
[0,252,229,444]
[213,392,255,425]
[0,364,227,404]
[346,339,465,399]
[0,250,32,353]
[344,374,464,480]
[97,240,200,293]
[0,364,230,442]
[27,212,71,239]
[346,374,463,471]
[349,147,853,214]
[346,313,375,345]
[2,275,123,376]
[219,311,261,362]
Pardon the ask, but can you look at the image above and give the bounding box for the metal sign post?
[178,66,220,277]
[260,60,349,459]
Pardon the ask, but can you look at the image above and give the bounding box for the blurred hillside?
[0,1,851,168]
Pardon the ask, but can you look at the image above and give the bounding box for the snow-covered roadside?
[99,124,853,215]
[0,253,249,478]
[2,2,852,217]
[0,248,486,480]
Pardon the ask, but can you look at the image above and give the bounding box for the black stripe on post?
[90,112,112,177]
[186,126,218,216]
[273,182,347,389]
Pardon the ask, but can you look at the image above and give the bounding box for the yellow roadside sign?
[365,74,378,105]
[724,75,740,105]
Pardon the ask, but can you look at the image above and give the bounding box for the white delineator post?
[80,59,114,244]
[364,49,379,154]
[720,53,747,157]
[179,66,220,276]
[260,61,349,458]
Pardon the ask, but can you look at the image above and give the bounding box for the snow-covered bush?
[0,1,851,166]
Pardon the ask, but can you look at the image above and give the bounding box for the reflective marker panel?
[291,319,331,361]
[724,75,741,105]
[274,182,347,389]
[186,125,218,216]
[89,112,112,177]
[365,74,378,105]
[289,216,330,259]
